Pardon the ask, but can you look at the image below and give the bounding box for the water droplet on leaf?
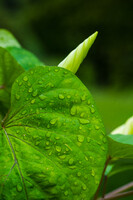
[31,99,35,104]
[39,94,47,100]
[77,172,81,177]
[56,146,62,152]
[32,90,38,97]
[70,107,77,116]
[23,76,28,81]
[79,119,90,124]
[16,184,23,192]
[50,118,57,125]
[77,135,84,143]
[28,87,33,93]
[58,94,65,100]
[69,158,74,165]
[15,94,20,100]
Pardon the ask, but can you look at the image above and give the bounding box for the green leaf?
[7,46,43,71]
[58,32,98,74]
[0,47,24,111]
[0,29,43,115]
[0,29,21,48]
[1,66,107,200]
[108,134,133,161]
[106,134,133,177]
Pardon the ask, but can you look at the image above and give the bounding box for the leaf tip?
[58,31,98,74]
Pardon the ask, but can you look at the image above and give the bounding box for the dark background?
[0,0,133,132]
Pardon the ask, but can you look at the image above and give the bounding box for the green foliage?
[106,134,133,181]
[0,30,108,199]
[0,66,107,199]
[0,29,43,115]
[108,134,133,160]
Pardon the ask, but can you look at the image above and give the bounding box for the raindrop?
[101,146,106,151]
[56,146,62,152]
[74,181,78,186]
[15,94,20,100]
[55,68,59,72]
[87,100,91,105]
[16,184,23,192]
[85,156,88,161]
[31,99,35,104]
[59,155,66,160]
[18,82,23,86]
[22,110,27,115]
[50,118,57,125]
[64,191,68,196]
[81,95,86,101]
[91,169,95,177]
[23,76,28,81]
[77,135,84,143]
[80,112,85,118]
[77,172,81,177]
[46,132,51,138]
[28,82,31,86]
[39,94,47,100]
[35,141,41,146]
[46,141,50,146]
[28,87,33,93]
[95,125,100,130]
[79,119,90,124]
[67,95,71,99]
[48,151,52,156]
[58,94,65,100]
[102,137,107,143]
[32,90,38,97]
[82,184,87,191]
[87,137,91,143]
[38,80,43,84]
[90,107,95,114]
[55,136,60,140]
[68,158,74,165]
[70,107,77,116]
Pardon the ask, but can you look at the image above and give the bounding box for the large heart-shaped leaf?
[0,66,107,200]
[0,29,43,113]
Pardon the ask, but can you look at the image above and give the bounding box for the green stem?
[94,156,111,200]
[98,181,133,200]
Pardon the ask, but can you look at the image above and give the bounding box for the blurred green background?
[0,0,133,133]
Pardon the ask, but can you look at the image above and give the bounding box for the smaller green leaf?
[0,29,43,114]
[0,29,21,48]
[7,46,43,70]
[58,31,98,74]
[108,134,133,161]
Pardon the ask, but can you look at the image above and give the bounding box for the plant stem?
[98,181,133,200]
[103,190,133,200]
[102,175,108,198]
[0,85,5,89]
[94,156,111,200]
